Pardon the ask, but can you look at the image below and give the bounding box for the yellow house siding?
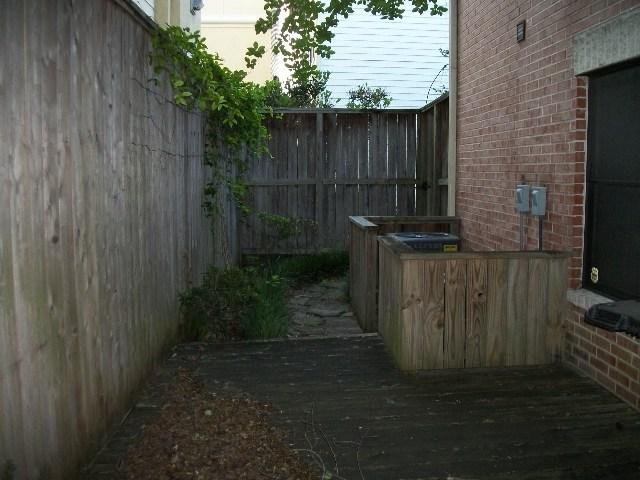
[154,0,201,30]
[200,0,273,84]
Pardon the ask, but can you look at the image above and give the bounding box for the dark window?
[584,62,640,299]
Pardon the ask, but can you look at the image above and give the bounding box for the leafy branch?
[346,83,392,110]
[247,0,447,98]
[150,27,274,217]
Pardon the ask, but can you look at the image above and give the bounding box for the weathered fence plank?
[410,260,446,369]
[527,258,550,364]
[444,260,466,368]
[0,1,217,478]
[417,95,449,216]
[485,259,508,366]
[465,259,488,368]
[241,95,449,254]
[506,258,530,366]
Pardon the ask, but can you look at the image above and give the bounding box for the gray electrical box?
[531,186,547,216]
[516,184,530,212]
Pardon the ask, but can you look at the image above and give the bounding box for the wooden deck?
[86,335,640,479]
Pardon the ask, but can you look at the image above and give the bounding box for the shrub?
[346,83,392,110]
[2,461,15,480]
[179,267,256,340]
[241,274,289,339]
[179,251,349,341]
[275,251,349,284]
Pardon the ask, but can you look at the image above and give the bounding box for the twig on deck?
[356,428,369,480]
[318,424,339,476]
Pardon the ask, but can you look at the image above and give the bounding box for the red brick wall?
[565,304,640,409]
[456,0,640,409]
[456,0,637,288]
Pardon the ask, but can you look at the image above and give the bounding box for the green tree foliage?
[262,78,296,108]
[346,83,392,110]
[151,27,277,215]
[152,27,270,155]
[248,0,446,92]
[263,72,333,108]
[284,69,334,108]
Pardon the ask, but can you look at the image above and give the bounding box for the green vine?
[150,27,329,245]
[150,26,275,217]
[258,212,318,240]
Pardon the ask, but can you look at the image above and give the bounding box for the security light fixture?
[191,0,203,14]
[517,20,526,42]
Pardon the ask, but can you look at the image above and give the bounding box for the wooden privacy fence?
[240,95,449,254]
[0,1,227,478]
[349,215,461,332]
[378,237,570,371]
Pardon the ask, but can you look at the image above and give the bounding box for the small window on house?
[584,61,640,299]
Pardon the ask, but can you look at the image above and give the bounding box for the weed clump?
[179,251,348,340]
[272,251,349,285]
[179,266,287,340]
[1,461,16,480]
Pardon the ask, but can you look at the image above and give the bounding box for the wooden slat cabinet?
[378,237,570,370]
[349,215,461,332]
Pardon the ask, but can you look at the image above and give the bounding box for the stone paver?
[287,276,362,337]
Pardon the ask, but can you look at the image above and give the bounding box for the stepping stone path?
[287,276,363,337]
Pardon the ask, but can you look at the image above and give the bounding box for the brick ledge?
[567,288,614,311]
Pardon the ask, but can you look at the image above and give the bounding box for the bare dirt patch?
[121,369,315,480]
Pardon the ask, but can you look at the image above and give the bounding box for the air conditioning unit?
[388,232,461,253]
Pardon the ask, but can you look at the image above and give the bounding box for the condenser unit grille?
[389,232,461,253]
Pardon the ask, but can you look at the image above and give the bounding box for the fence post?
[416,109,432,215]
[315,112,324,249]
[428,104,438,215]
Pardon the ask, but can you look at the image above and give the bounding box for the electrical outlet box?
[516,184,530,212]
[531,186,547,216]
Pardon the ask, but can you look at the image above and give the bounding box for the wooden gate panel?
[242,98,449,254]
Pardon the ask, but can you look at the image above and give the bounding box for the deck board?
[85,336,640,479]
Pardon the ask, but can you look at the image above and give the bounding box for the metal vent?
[584,300,640,337]
[388,232,460,252]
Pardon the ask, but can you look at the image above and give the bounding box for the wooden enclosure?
[349,216,461,332]
[378,237,570,370]
[0,1,228,478]
[240,95,450,255]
